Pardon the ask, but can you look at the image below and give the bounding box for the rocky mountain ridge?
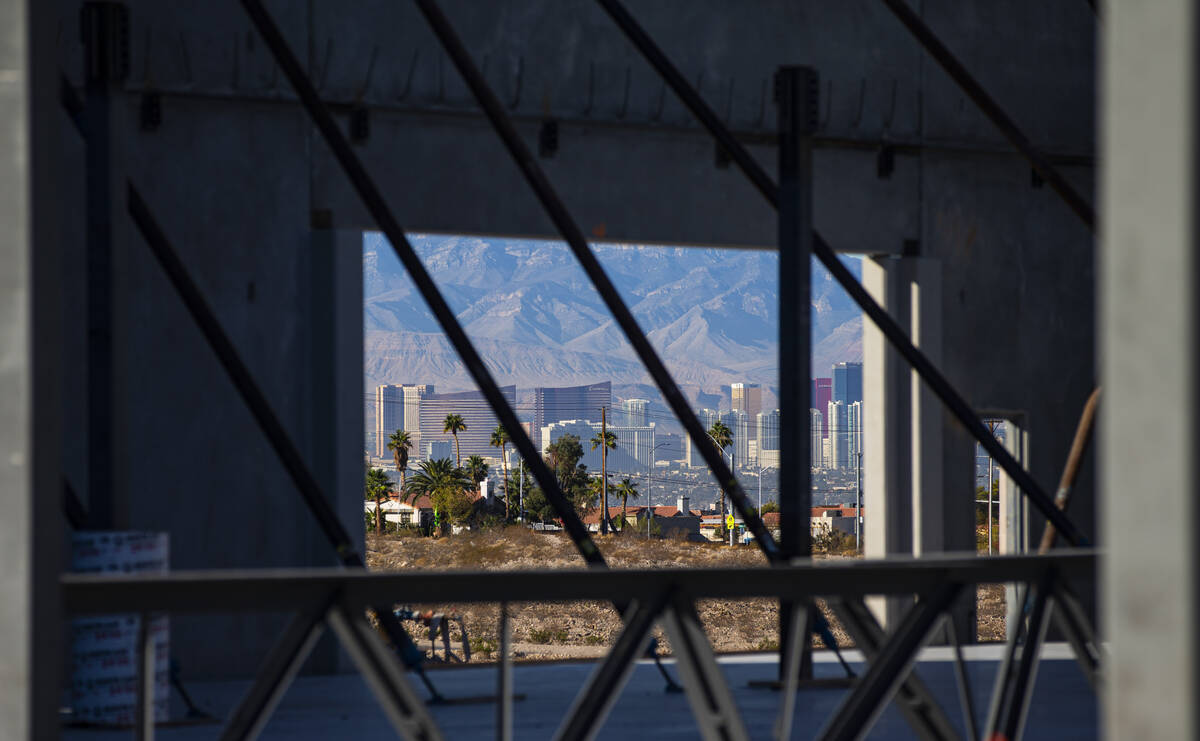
[364,233,863,422]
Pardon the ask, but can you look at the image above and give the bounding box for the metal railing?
[62,551,1100,740]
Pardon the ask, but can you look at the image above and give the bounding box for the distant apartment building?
[812,378,832,438]
[756,409,780,451]
[656,432,685,462]
[720,410,751,464]
[540,419,655,471]
[605,424,656,470]
[620,398,649,427]
[374,384,406,457]
[730,383,762,439]
[685,408,721,468]
[403,383,436,453]
[393,385,518,462]
[423,440,453,461]
[847,400,864,467]
[832,362,863,406]
[810,409,824,468]
[827,400,848,469]
[532,382,612,447]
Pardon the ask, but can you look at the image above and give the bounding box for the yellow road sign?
[725,514,735,529]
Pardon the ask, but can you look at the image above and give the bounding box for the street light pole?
[646,441,669,539]
[758,466,762,514]
[727,448,736,546]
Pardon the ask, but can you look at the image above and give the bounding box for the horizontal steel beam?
[62,551,1096,615]
[75,82,1098,167]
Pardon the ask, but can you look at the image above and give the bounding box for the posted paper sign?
[70,532,170,726]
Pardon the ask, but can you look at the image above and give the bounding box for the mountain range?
[363,233,863,426]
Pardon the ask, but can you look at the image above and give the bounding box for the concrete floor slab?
[63,644,1096,739]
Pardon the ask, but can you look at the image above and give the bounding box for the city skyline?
[370,359,862,473]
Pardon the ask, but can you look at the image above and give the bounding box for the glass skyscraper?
[832,362,863,406]
[532,381,612,446]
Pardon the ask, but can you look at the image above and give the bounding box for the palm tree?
[708,420,733,525]
[407,458,473,532]
[614,477,639,531]
[443,413,467,466]
[386,429,412,502]
[365,467,393,535]
[464,455,489,489]
[407,458,470,498]
[708,420,733,452]
[590,429,618,534]
[490,425,510,519]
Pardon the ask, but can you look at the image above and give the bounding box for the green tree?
[490,425,510,519]
[707,420,733,524]
[590,429,618,533]
[504,460,531,521]
[408,458,473,532]
[464,455,489,488]
[365,467,393,535]
[525,435,596,522]
[386,429,412,503]
[759,501,779,515]
[614,477,640,531]
[443,413,467,466]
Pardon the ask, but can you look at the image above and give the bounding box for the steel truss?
[62,551,1100,740]
[54,0,1102,738]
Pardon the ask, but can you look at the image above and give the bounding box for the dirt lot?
[367,528,1007,663]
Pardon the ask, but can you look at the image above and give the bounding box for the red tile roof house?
[759,507,863,540]
[364,492,435,529]
[580,504,703,540]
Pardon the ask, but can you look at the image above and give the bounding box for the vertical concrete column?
[908,259,944,557]
[1102,1,1199,736]
[997,419,1029,557]
[1,0,61,733]
[996,417,1029,628]
[863,257,913,628]
[309,225,365,673]
[863,255,943,627]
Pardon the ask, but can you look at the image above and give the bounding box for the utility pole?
[519,463,524,523]
[647,462,652,539]
[600,406,609,534]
